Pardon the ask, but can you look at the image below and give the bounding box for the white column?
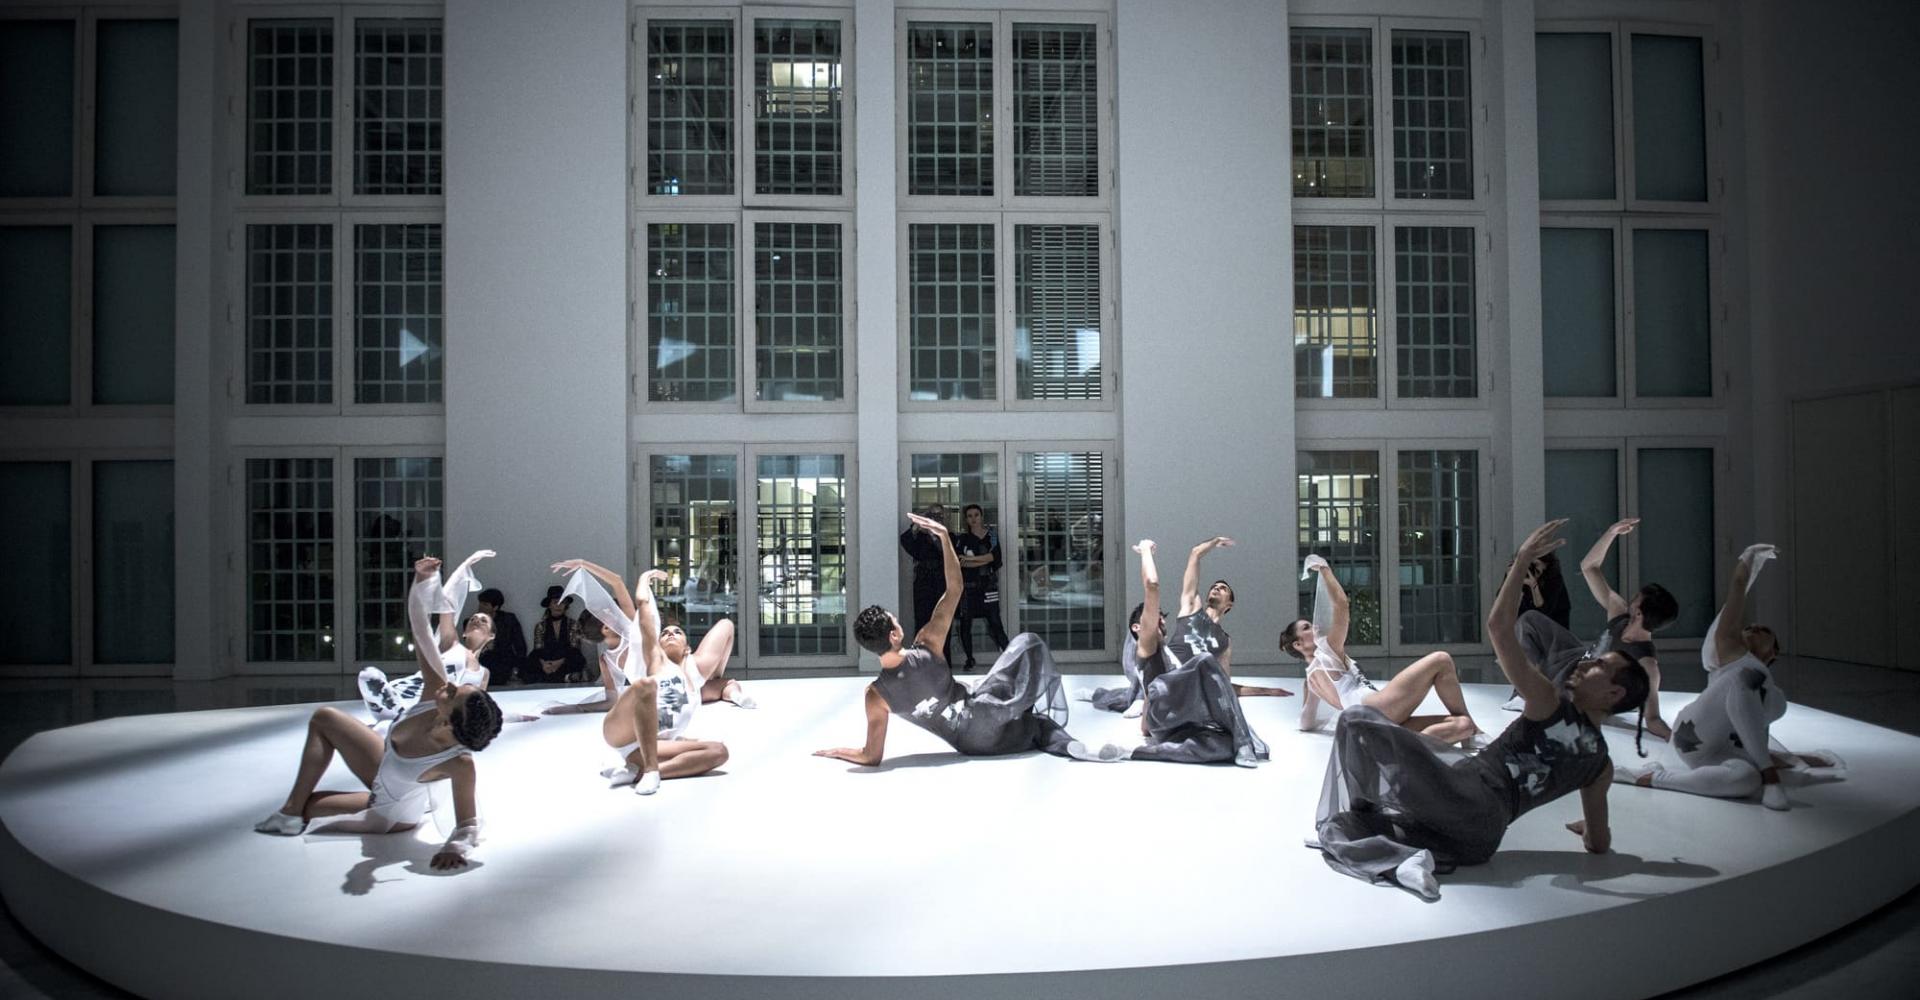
[173,0,219,684]
[1495,0,1544,556]
[852,0,899,668]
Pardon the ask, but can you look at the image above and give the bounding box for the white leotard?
[1300,645,1373,732]
[603,637,703,740]
[366,701,469,828]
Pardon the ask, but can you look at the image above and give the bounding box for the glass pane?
[1631,34,1707,203]
[1398,450,1478,644]
[246,224,334,405]
[354,457,442,660]
[906,21,993,197]
[247,457,336,662]
[650,454,739,649]
[0,20,75,197]
[355,19,442,196]
[1297,451,1382,646]
[0,463,71,665]
[755,221,843,402]
[1391,30,1472,200]
[0,226,73,406]
[1291,27,1374,198]
[648,222,736,402]
[753,19,843,196]
[1637,448,1715,636]
[908,452,1000,529]
[648,19,735,196]
[93,225,175,405]
[95,19,178,197]
[247,20,334,196]
[354,223,442,404]
[94,461,174,664]
[756,454,847,656]
[1545,449,1619,639]
[1016,450,1104,651]
[1633,228,1712,397]
[1294,225,1377,399]
[1013,23,1099,197]
[908,223,996,401]
[1541,227,1616,397]
[1016,223,1101,400]
[1536,33,1615,201]
[1394,226,1476,398]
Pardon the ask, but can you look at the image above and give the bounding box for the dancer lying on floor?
[357,550,491,722]
[1617,545,1844,809]
[815,512,1112,766]
[254,555,505,869]
[1309,521,1650,900]
[552,560,729,795]
[1289,554,1483,745]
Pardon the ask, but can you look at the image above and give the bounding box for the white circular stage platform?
[3,677,1917,1000]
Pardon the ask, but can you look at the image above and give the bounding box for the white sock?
[1501,693,1525,712]
[1123,698,1145,719]
[1066,740,1129,763]
[605,763,640,788]
[1394,849,1440,900]
[1233,747,1260,768]
[1761,782,1790,810]
[634,770,662,795]
[253,810,306,836]
[732,690,757,710]
[1615,761,1661,785]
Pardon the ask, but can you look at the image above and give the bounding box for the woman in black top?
[952,504,1010,670]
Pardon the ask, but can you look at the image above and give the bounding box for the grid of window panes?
[1297,451,1382,645]
[1291,28,1374,198]
[648,222,737,402]
[908,223,996,401]
[353,457,442,660]
[1016,451,1104,651]
[0,226,73,406]
[0,20,75,198]
[756,454,848,655]
[1390,31,1472,200]
[1397,449,1478,643]
[354,20,442,195]
[755,221,843,402]
[1545,448,1619,639]
[0,462,72,665]
[908,452,1000,530]
[93,460,175,665]
[1294,225,1377,399]
[906,22,993,197]
[647,19,735,197]
[353,223,442,404]
[1012,23,1099,197]
[1015,224,1100,400]
[650,454,740,648]
[1395,226,1476,398]
[247,224,335,404]
[247,458,336,662]
[752,18,843,197]
[247,20,335,196]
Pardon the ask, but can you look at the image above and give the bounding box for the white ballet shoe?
[1066,740,1130,763]
[1761,782,1791,811]
[1501,694,1525,712]
[605,764,641,789]
[731,691,757,710]
[1394,849,1440,901]
[1614,761,1662,785]
[1122,698,1145,719]
[1233,747,1261,768]
[253,811,306,836]
[633,770,662,795]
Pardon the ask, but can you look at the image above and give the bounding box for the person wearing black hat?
[475,587,528,685]
[530,584,588,684]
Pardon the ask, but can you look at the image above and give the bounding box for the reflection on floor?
[0,654,1916,1000]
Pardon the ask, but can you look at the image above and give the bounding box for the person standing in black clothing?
[899,504,956,666]
[530,585,587,683]
[475,588,528,685]
[953,504,1010,670]
[1518,550,1573,630]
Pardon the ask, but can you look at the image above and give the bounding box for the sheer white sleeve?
[559,568,644,655]
[436,560,483,616]
[1701,544,1778,671]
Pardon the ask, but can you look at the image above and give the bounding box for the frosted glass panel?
[1633,228,1712,397]
[94,225,176,405]
[95,20,179,197]
[94,461,174,664]
[1541,227,1615,397]
[0,20,75,197]
[0,227,73,406]
[0,463,72,665]
[1545,449,1619,639]
[1631,34,1707,203]
[1637,448,1715,636]
[1536,33,1614,201]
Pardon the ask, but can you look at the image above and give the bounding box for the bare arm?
[1179,537,1225,616]
[409,558,452,695]
[1709,554,1761,669]
[813,684,891,766]
[632,569,669,678]
[1490,522,1571,720]
[429,755,480,870]
[1572,768,1613,854]
[1134,539,1163,658]
[909,513,962,652]
[1315,563,1352,661]
[1579,520,1636,618]
[552,558,637,622]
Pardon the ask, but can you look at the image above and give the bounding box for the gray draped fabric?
[873,632,1074,757]
[1133,653,1268,764]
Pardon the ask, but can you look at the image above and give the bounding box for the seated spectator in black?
[475,588,528,685]
[1518,551,1573,630]
[530,585,587,683]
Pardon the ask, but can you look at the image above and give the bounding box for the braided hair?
[1607,659,1653,757]
[448,688,504,751]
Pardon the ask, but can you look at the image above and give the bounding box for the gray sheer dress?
[873,632,1075,757]
[1134,652,1268,764]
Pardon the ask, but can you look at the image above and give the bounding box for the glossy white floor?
[2,676,1917,1000]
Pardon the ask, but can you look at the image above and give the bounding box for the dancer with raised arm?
[358,550,492,723]
[1618,545,1844,809]
[1288,554,1483,744]
[815,512,1114,766]
[254,554,505,870]
[1310,522,1650,899]
[1121,539,1267,766]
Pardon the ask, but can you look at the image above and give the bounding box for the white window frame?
[1533,21,1628,213]
[1292,443,1391,663]
[632,442,747,676]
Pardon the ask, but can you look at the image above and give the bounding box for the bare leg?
[690,619,737,685]
[1405,714,1477,744]
[603,678,660,773]
[656,739,729,779]
[1364,652,1476,732]
[300,791,377,819]
[279,707,384,817]
[1232,683,1295,698]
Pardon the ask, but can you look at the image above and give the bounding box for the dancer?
[254,554,505,870]
[1518,550,1572,630]
[1120,539,1267,766]
[1310,521,1650,899]
[1165,535,1236,669]
[1287,555,1483,744]
[358,551,492,723]
[899,504,956,665]
[1619,545,1844,809]
[816,512,1113,765]
[952,504,1011,671]
[552,560,729,794]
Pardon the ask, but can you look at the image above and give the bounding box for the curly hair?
[448,689,505,752]
[1279,618,1312,660]
[853,605,896,655]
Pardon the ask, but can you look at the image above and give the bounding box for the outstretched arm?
[1310,558,1351,661]
[633,569,668,678]
[1490,521,1571,720]
[1579,520,1636,618]
[551,559,637,622]
[1180,536,1232,616]
[1571,768,1613,854]
[813,683,891,766]
[434,549,494,653]
[410,557,452,695]
[909,513,962,653]
[1134,539,1163,658]
[1708,544,1776,669]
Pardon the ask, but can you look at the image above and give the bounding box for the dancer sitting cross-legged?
[1309,521,1650,900]
[816,511,1114,766]
[254,554,506,870]
[1617,544,1845,809]
[1288,554,1484,745]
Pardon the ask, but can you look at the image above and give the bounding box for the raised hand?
[1607,518,1641,537]
[908,512,950,537]
[1300,553,1330,578]
[550,559,585,574]
[1203,535,1235,550]
[414,556,443,581]
[457,549,496,571]
[1517,520,1570,563]
[1132,539,1156,555]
